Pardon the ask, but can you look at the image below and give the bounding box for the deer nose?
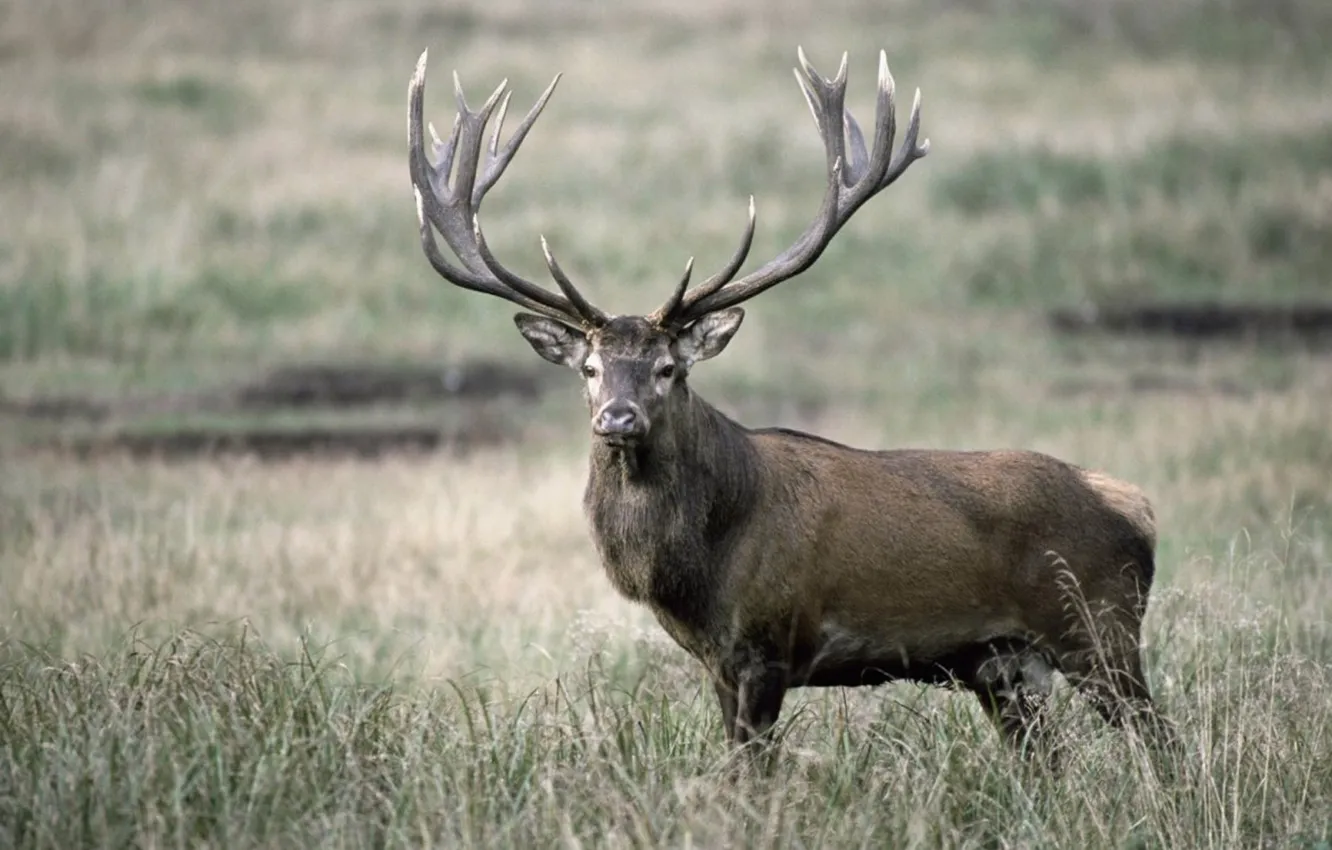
[593,402,645,439]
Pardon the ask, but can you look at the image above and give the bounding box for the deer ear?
[676,308,745,367]
[514,313,589,368]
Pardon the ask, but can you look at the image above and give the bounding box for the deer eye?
[581,364,599,379]
[657,363,676,380]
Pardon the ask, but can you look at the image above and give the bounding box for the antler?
[408,50,608,327]
[652,47,929,328]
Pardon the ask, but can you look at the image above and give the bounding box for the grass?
[1,582,1330,848]
[990,0,1332,63]
[2,0,1332,845]
[935,127,1332,305]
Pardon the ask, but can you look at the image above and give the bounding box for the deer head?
[407,48,929,449]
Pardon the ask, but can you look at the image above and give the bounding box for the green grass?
[1010,0,1332,64]
[935,130,1332,218]
[934,126,1332,306]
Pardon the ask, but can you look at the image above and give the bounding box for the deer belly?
[793,619,1024,689]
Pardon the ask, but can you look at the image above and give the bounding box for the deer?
[405,46,1174,761]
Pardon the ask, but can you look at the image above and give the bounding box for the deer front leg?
[713,677,739,744]
[714,636,790,771]
[728,658,787,748]
[714,662,787,778]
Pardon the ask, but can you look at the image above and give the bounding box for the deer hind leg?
[1067,648,1178,751]
[968,642,1058,764]
[1057,607,1179,756]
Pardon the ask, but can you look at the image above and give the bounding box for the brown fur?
[547,318,1173,757]
[1080,469,1158,551]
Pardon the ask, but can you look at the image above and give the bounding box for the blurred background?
[2,1,1332,844]
[1,0,1330,667]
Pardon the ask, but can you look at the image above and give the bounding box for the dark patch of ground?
[1048,373,1255,399]
[233,361,546,410]
[0,358,550,423]
[0,358,551,460]
[1049,301,1332,348]
[47,425,510,462]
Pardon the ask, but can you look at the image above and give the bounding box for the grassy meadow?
[2,0,1332,846]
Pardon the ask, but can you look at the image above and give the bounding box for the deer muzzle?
[593,400,648,445]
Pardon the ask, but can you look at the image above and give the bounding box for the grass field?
[2,0,1332,846]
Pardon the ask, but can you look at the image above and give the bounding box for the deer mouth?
[596,432,643,449]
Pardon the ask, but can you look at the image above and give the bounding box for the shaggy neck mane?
[583,386,761,622]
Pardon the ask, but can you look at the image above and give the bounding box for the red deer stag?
[406,47,1171,757]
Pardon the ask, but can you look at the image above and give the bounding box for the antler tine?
[796,47,851,187]
[870,50,898,187]
[488,91,511,158]
[652,197,755,325]
[408,50,608,327]
[411,188,570,321]
[541,237,611,324]
[879,85,930,190]
[426,115,460,199]
[444,70,504,215]
[474,73,562,204]
[667,47,929,324]
[648,256,697,325]
[660,197,756,321]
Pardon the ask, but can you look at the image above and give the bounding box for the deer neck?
[583,389,760,627]
[588,389,757,497]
